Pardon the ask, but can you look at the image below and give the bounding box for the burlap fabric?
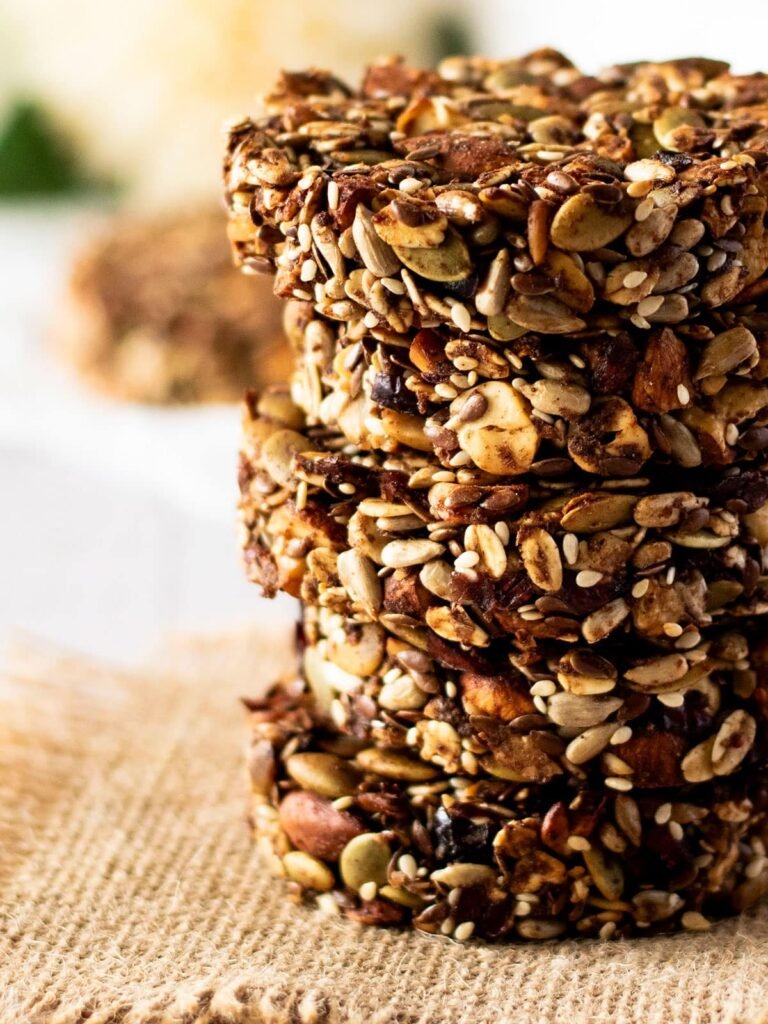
[1,627,767,1024]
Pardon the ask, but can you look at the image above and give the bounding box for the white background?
[0,204,292,665]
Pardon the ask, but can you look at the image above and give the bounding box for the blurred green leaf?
[0,99,117,197]
[429,14,474,63]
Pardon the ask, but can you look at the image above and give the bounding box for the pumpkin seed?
[550,192,633,251]
[614,794,642,847]
[431,863,496,888]
[664,530,730,549]
[711,710,756,776]
[392,227,472,282]
[604,261,659,305]
[681,736,716,783]
[475,248,512,316]
[583,847,625,901]
[372,198,448,248]
[381,538,445,568]
[425,605,490,647]
[548,693,623,728]
[357,746,439,781]
[286,752,363,799]
[336,549,382,616]
[519,526,563,592]
[653,107,705,150]
[560,493,637,533]
[506,294,587,333]
[694,326,758,380]
[283,850,336,891]
[260,429,313,487]
[582,599,630,644]
[624,655,690,693]
[352,204,401,277]
[454,381,539,476]
[339,833,392,890]
[566,724,618,765]
[379,885,426,909]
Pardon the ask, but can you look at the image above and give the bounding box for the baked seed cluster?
[229,51,768,939]
[55,208,287,403]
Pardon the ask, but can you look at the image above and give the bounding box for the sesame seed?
[399,176,424,194]
[599,921,617,941]
[634,197,655,221]
[445,681,457,699]
[675,629,701,650]
[630,313,652,329]
[658,691,685,708]
[454,921,475,942]
[327,180,339,210]
[295,480,308,511]
[576,570,603,588]
[460,750,479,774]
[655,803,673,825]
[381,276,405,295]
[605,776,633,792]
[532,695,548,715]
[292,288,313,301]
[669,821,684,841]
[707,249,728,272]
[632,579,650,598]
[435,382,458,400]
[720,194,735,216]
[662,622,684,638]
[562,533,579,565]
[520,609,544,622]
[514,901,532,917]
[448,450,472,467]
[297,222,313,251]
[530,679,557,697]
[495,521,511,545]
[627,180,653,198]
[637,294,665,317]
[677,384,690,405]
[455,550,480,570]
[452,356,478,372]
[623,270,648,289]
[725,423,739,445]
[665,566,676,585]
[359,881,378,901]
[440,916,456,936]
[567,835,591,851]
[451,302,472,333]
[398,854,418,880]
[610,726,633,745]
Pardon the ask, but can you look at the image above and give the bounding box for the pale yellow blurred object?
[6,0,456,205]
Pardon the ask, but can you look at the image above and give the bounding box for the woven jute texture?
[2,626,768,1024]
